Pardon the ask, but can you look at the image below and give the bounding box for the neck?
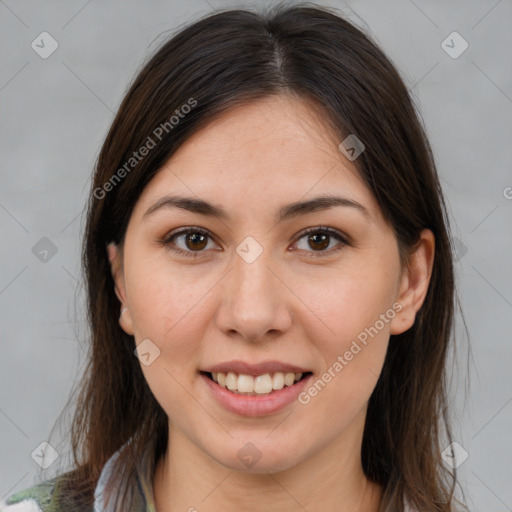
[153,412,382,511]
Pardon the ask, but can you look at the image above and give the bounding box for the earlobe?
[107,242,134,335]
[107,242,126,303]
[119,305,135,335]
[390,229,435,335]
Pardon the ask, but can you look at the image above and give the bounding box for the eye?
[292,226,349,257]
[161,227,218,258]
[160,225,349,259]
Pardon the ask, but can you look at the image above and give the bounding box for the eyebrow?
[143,194,370,223]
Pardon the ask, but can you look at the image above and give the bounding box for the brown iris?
[185,232,208,251]
[308,232,330,251]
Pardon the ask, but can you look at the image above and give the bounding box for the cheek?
[292,255,398,412]
[125,257,216,420]
[125,251,208,341]
[296,253,399,351]
[124,252,216,362]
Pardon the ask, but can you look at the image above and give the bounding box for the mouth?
[200,370,313,396]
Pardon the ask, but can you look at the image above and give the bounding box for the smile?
[199,370,314,417]
[204,371,311,395]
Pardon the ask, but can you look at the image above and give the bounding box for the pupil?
[309,233,329,250]
[186,232,207,250]
[184,232,330,252]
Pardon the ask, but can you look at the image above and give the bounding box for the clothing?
[1,440,417,511]
[0,437,158,512]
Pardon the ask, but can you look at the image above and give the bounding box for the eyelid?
[160,225,350,258]
[291,226,350,257]
[161,226,213,244]
[160,226,217,258]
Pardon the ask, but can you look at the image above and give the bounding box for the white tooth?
[237,374,255,393]
[211,372,218,383]
[222,372,301,394]
[226,372,237,390]
[254,374,273,394]
[284,372,295,387]
[272,372,285,390]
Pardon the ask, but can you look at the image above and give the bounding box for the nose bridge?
[235,238,272,292]
[218,236,291,341]
[231,238,276,309]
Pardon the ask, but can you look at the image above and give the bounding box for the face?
[108,95,433,474]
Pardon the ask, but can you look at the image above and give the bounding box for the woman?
[1,4,465,511]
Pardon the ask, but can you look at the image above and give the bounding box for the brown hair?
[47,3,463,510]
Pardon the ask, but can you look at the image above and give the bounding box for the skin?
[108,95,434,512]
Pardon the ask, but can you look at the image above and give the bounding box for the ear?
[107,242,134,335]
[390,229,435,335]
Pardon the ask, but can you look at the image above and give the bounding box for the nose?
[215,244,293,343]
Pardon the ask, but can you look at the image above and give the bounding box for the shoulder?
[0,477,63,512]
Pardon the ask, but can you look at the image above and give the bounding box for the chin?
[207,437,307,475]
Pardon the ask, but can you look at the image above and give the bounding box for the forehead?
[132,95,381,222]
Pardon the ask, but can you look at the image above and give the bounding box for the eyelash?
[160,226,349,259]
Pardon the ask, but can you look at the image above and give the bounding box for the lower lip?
[200,372,313,417]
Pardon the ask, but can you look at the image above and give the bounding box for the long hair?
[49,4,461,510]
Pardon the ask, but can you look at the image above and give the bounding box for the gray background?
[1,0,511,510]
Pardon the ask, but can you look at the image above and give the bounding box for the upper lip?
[201,360,312,376]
